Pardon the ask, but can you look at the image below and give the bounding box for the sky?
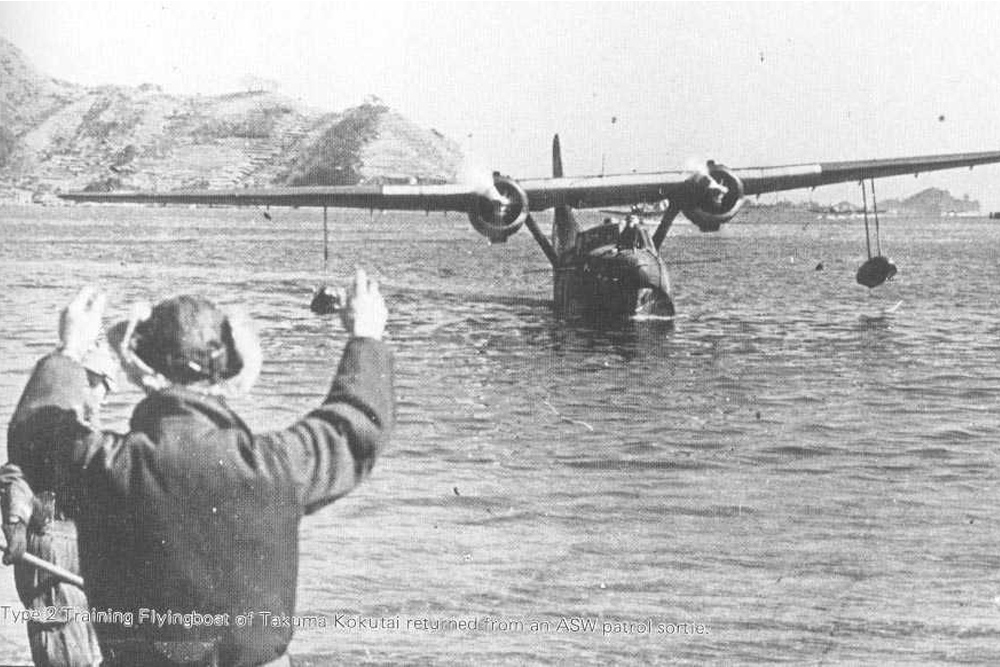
[3,1,1000,208]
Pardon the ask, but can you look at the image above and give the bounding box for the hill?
[745,187,980,218]
[879,188,979,216]
[0,37,463,201]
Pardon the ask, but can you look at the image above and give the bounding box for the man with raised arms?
[2,269,393,667]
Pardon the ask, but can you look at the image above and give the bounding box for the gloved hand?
[58,286,107,361]
[3,521,26,565]
[341,268,388,341]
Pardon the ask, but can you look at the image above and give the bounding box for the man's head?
[131,296,243,386]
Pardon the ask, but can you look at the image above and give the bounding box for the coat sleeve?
[4,352,131,499]
[256,337,395,513]
[3,353,91,522]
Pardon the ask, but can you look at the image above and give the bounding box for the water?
[0,204,999,665]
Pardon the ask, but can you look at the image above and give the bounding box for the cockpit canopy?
[576,219,651,254]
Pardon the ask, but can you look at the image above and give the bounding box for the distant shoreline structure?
[745,186,981,219]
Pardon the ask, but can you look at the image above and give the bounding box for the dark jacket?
[4,338,393,667]
[4,352,103,667]
[6,352,92,521]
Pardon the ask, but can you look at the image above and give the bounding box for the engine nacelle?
[468,176,528,243]
[683,164,745,232]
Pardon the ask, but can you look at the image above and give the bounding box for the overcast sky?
[3,1,1000,207]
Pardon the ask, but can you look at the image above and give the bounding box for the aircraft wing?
[57,183,479,211]
[733,149,1000,196]
[59,149,1000,212]
[518,149,1000,207]
[58,175,698,212]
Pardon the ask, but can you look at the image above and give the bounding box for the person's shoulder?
[131,388,245,434]
[10,352,90,424]
[34,350,83,373]
[127,390,190,435]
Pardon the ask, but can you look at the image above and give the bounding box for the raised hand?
[58,286,107,361]
[340,268,387,341]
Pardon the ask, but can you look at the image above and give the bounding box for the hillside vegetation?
[0,37,463,201]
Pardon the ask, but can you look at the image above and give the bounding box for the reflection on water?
[1,205,999,664]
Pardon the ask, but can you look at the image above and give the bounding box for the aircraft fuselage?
[551,220,674,320]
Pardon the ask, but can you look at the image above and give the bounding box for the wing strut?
[652,202,682,251]
[323,207,329,267]
[524,215,559,266]
[856,179,897,288]
[871,179,883,257]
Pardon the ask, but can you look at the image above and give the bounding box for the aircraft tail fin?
[551,134,578,256]
[552,134,564,178]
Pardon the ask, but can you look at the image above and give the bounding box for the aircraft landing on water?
[60,135,1000,321]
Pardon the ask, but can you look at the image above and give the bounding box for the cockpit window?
[576,220,652,254]
[578,224,620,253]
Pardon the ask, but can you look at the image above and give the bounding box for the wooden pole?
[1,546,85,589]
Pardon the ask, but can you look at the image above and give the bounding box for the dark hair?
[133,296,243,385]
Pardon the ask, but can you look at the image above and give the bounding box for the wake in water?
[631,312,688,323]
[881,300,903,315]
[860,299,903,322]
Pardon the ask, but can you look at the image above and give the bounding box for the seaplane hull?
[554,268,673,320]
[552,224,674,321]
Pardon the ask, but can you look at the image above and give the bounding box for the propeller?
[684,158,729,206]
[458,159,504,202]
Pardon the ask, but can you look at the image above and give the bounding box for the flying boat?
[60,136,1000,320]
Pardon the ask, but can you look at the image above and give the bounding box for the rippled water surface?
[1,205,999,665]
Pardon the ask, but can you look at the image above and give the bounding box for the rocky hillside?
[0,37,463,201]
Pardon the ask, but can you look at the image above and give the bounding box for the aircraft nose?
[632,255,669,294]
